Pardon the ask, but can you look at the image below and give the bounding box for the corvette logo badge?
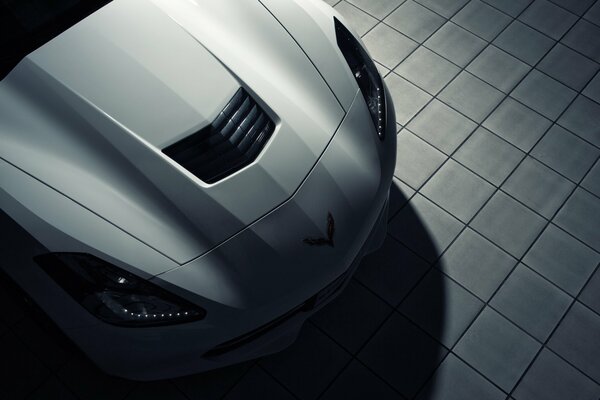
[304,212,335,247]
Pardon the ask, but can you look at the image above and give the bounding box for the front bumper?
[1,88,396,380]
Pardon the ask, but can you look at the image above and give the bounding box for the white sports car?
[0,0,396,380]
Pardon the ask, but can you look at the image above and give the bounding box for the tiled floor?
[2,0,600,398]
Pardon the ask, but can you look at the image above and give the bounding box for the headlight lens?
[35,253,206,327]
[334,17,386,140]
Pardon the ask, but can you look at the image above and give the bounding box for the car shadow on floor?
[0,184,447,400]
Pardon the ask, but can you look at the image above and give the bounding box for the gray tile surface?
[511,69,577,121]
[467,45,531,93]
[531,124,600,182]
[425,22,487,67]
[415,0,470,18]
[394,130,447,189]
[454,127,526,185]
[471,191,547,258]
[538,44,600,91]
[407,99,477,154]
[385,1,446,43]
[523,224,600,296]
[400,269,484,347]
[558,95,600,147]
[554,188,600,251]
[334,1,379,36]
[482,0,532,17]
[491,264,572,341]
[438,228,517,301]
[562,20,600,63]
[421,158,495,222]
[518,0,578,40]
[396,46,461,94]
[389,194,464,262]
[417,353,506,400]
[451,0,512,40]
[455,307,541,392]
[438,71,505,122]
[513,348,600,400]
[385,73,432,124]
[549,302,600,382]
[363,23,419,68]
[483,97,552,151]
[347,0,405,19]
[580,268,600,316]
[582,160,600,196]
[583,72,600,103]
[502,156,575,218]
[493,21,555,65]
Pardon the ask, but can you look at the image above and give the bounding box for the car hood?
[0,0,345,266]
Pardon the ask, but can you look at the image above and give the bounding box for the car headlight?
[334,17,387,140]
[34,253,206,327]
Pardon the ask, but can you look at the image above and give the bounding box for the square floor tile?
[467,45,531,93]
[400,269,484,347]
[549,302,600,382]
[389,194,464,262]
[550,0,596,16]
[519,0,577,40]
[415,0,470,18]
[334,1,379,37]
[493,21,555,65]
[394,130,447,189]
[363,23,419,68]
[321,360,402,400]
[385,1,447,43]
[524,224,600,296]
[554,188,600,251]
[582,160,600,197]
[502,156,575,219]
[417,353,506,400]
[311,280,392,354]
[454,127,525,186]
[422,159,495,222]
[224,366,294,400]
[452,0,512,41]
[455,307,541,392]
[583,72,600,104]
[385,73,432,125]
[439,72,505,122]
[471,191,547,258]
[513,348,600,400]
[407,99,477,154]
[347,0,405,19]
[438,228,517,301]
[425,22,487,67]
[538,44,600,91]
[531,124,600,182]
[395,46,461,95]
[585,1,600,25]
[511,70,577,121]
[481,0,532,17]
[356,236,430,306]
[557,95,600,147]
[491,264,572,341]
[260,323,351,400]
[580,268,600,316]
[359,312,448,398]
[483,97,552,152]
[561,20,600,63]
[29,377,78,400]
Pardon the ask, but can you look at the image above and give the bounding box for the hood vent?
[163,88,275,184]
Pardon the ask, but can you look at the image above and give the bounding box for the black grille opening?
[163,88,275,184]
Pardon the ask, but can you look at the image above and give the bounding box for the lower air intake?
[163,88,275,184]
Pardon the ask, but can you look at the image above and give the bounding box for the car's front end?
[0,0,396,380]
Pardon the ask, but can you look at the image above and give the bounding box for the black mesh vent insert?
[163,88,275,184]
